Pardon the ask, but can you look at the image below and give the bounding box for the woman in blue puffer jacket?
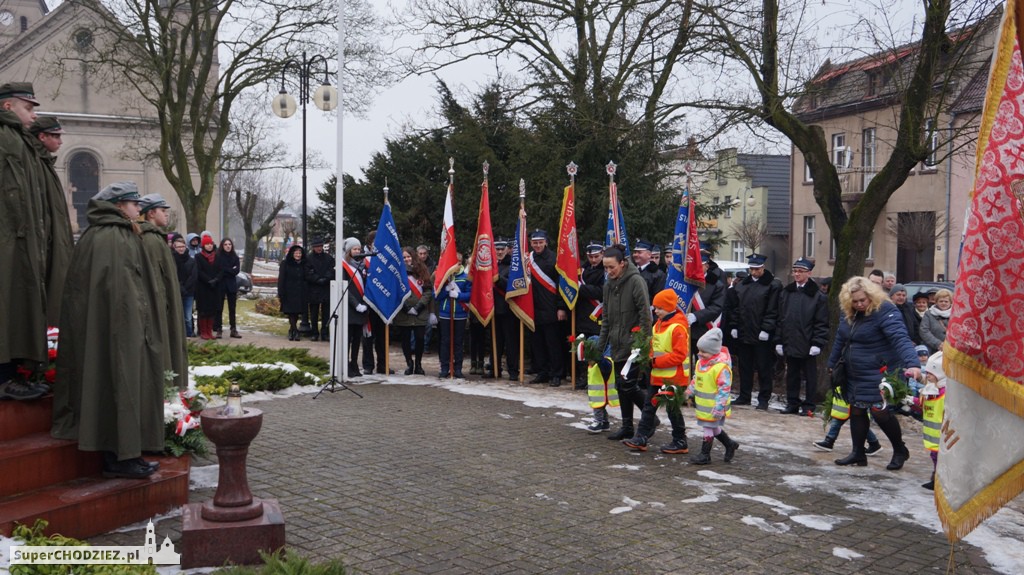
[828,276,922,470]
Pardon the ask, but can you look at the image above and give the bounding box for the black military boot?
[607,418,634,441]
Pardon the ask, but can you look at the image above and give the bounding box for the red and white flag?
[434,183,460,293]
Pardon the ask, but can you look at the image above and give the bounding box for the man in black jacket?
[725,253,782,409]
[528,230,567,386]
[492,238,519,380]
[633,239,666,300]
[574,241,606,389]
[688,250,726,358]
[775,258,829,415]
[305,238,335,341]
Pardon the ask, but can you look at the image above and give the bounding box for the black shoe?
[508,373,519,382]
[780,405,800,415]
[134,457,160,471]
[574,378,587,391]
[103,458,156,479]
[690,438,714,465]
[348,367,362,378]
[718,432,739,462]
[865,441,884,456]
[529,376,550,385]
[548,378,562,388]
[311,334,319,342]
[886,445,910,471]
[813,438,835,451]
[414,366,426,375]
[0,380,45,401]
[732,398,751,406]
[587,420,610,433]
[608,427,634,441]
[320,331,330,342]
[660,439,689,454]
[404,366,414,375]
[755,403,769,411]
[922,479,935,490]
[798,407,815,417]
[623,435,648,451]
[439,371,450,378]
[835,452,867,466]
[453,372,464,379]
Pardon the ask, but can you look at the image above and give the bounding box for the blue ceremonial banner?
[666,188,704,310]
[606,181,630,256]
[364,203,410,323]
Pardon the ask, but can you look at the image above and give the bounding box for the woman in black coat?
[215,238,242,338]
[828,276,922,470]
[278,245,307,341]
[194,235,221,339]
[171,235,197,337]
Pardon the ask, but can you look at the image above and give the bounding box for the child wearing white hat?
[919,351,946,490]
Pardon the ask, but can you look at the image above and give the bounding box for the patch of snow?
[498,413,513,419]
[682,494,720,503]
[648,501,666,508]
[535,493,552,500]
[189,465,219,490]
[609,506,633,514]
[554,411,576,418]
[729,493,800,515]
[609,464,642,471]
[741,516,790,533]
[696,470,750,485]
[833,547,864,560]
[790,515,848,531]
[621,496,643,508]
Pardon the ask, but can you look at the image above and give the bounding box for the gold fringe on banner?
[944,343,1024,419]
[936,457,1024,542]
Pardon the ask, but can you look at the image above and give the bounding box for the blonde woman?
[919,288,953,354]
[827,277,922,470]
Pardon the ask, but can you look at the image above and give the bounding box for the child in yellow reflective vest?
[623,289,691,453]
[685,327,739,464]
[585,351,619,433]
[917,351,946,490]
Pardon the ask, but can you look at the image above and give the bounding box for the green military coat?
[52,200,166,460]
[30,137,74,327]
[140,221,188,390]
[0,109,49,364]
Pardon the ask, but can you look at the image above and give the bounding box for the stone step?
[0,395,53,441]
[0,432,103,498]
[0,455,190,540]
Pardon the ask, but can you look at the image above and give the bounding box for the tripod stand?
[314,280,363,400]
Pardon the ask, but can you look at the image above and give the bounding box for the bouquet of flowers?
[574,334,603,364]
[163,377,209,457]
[15,327,59,389]
[622,326,652,375]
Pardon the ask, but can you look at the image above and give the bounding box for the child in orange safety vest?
[685,327,740,464]
[622,289,691,454]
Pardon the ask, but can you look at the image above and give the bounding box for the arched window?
[19,16,27,32]
[68,151,100,231]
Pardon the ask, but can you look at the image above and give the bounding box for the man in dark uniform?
[775,257,829,415]
[492,238,519,380]
[528,229,567,387]
[725,253,782,410]
[574,241,606,389]
[632,239,665,300]
[305,237,334,341]
[687,247,726,359]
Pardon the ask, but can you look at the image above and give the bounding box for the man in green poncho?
[0,82,69,402]
[52,182,164,479]
[139,193,188,390]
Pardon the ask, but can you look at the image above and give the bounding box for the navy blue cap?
[586,241,604,254]
[701,251,710,263]
[651,244,662,254]
[634,239,653,252]
[530,229,548,241]
[494,238,509,249]
[746,253,767,268]
[792,257,814,271]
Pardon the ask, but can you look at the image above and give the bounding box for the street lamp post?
[271,51,338,247]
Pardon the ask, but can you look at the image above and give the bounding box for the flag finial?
[383,178,389,202]
[482,160,489,177]
[567,161,578,181]
[606,161,617,179]
[518,178,526,200]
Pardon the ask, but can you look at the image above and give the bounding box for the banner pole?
[491,320,499,380]
[570,313,576,387]
[519,321,524,383]
[384,323,390,378]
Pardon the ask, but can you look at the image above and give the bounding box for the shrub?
[188,343,329,375]
[213,550,347,574]
[254,296,283,317]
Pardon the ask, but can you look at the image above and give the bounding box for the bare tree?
[886,210,953,280]
[735,214,769,254]
[52,0,389,232]
[684,0,997,326]
[225,171,293,273]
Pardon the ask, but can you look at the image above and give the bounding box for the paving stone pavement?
[87,332,1012,574]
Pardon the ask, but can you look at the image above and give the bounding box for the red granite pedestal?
[179,498,286,568]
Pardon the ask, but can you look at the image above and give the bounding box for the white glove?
[447,284,461,297]
[428,313,438,326]
[809,345,821,356]
[355,303,367,313]
[775,345,784,356]
[446,281,458,292]
[407,307,419,316]
[730,329,738,339]
[687,313,697,325]
[758,330,770,341]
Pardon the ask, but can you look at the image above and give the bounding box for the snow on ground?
[19,366,1008,574]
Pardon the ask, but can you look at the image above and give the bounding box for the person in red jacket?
[623,289,691,454]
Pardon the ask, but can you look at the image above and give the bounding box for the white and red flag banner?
[434,183,460,294]
[937,3,1024,542]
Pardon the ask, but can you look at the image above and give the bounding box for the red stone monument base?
[179,498,286,569]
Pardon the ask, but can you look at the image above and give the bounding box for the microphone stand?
[314,279,364,399]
